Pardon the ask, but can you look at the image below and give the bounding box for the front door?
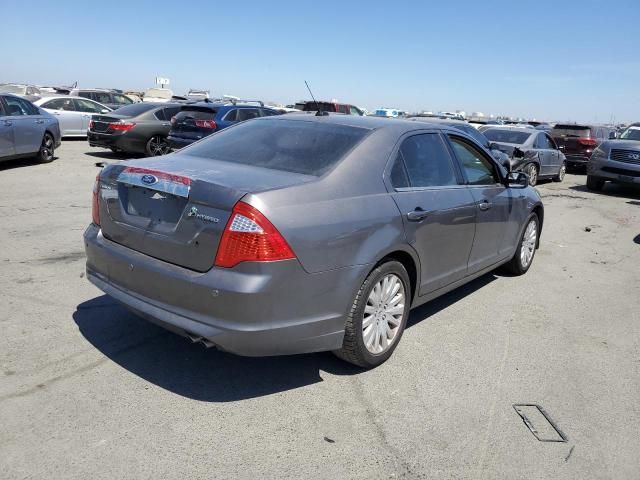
[446,134,514,272]
[388,132,477,295]
[3,95,43,154]
[0,98,15,157]
[536,132,561,176]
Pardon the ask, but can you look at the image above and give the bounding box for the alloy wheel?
[362,273,405,354]
[40,134,54,162]
[527,164,538,186]
[148,136,171,156]
[520,219,538,268]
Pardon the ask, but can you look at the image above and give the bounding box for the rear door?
[74,98,107,133]
[447,134,516,271]
[535,132,560,176]
[388,132,477,294]
[0,98,15,157]
[3,96,43,154]
[42,98,84,136]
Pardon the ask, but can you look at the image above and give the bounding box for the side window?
[92,92,112,104]
[160,107,181,121]
[74,98,103,113]
[261,108,279,117]
[42,98,67,110]
[237,108,260,121]
[337,104,349,114]
[349,106,361,116]
[113,94,132,105]
[545,134,557,149]
[4,96,37,116]
[537,133,552,149]
[0,99,5,117]
[389,154,410,189]
[448,136,498,186]
[397,134,458,188]
[78,91,92,100]
[224,109,238,122]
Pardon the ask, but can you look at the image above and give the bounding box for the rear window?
[181,119,369,176]
[175,108,217,120]
[111,103,157,116]
[483,129,532,145]
[302,102,337,112]
[551,125,592,137]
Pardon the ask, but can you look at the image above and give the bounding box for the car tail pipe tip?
[186,332,216,349]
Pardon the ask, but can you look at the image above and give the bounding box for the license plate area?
[125,186,186,225]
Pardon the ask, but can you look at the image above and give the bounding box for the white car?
[33,96,112,137]
[143,87,173,103]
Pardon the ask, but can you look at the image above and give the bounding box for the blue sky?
[4,0,640,122]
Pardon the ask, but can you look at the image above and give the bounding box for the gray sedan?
[34,96,111,137]
[0,94,61,163]
[84,115,543,367]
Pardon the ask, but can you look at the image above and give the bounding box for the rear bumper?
[167,136,195,150]
[587,156,640,184]
[83,224,365,356]
[565,154,590,165]
[88,132,145,153]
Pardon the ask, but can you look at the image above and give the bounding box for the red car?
[551,124,616,169]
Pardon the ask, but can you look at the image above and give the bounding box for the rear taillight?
[577,137,598,147]
[107,122,136,132]
[194,119,217,129]
[92,174,100,226]
[89,120,95,130]
[214,201,295,268]
[170,116,177,125]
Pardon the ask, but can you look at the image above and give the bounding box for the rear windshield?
[111,103,157,116]
[181,119,369,176]
[483,129,532,145]
[551,125,592,137]
[175,108,217,120]
[619,127,640,141]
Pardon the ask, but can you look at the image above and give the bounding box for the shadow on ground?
[570,183,640,199]
[0,156,59,171]
[74,273,497,402]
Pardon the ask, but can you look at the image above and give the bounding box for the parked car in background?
[483,126,566,185]
[143,88,173,103]
[34,96,112,137]
[70,89,134,111]
[87,103,183,156]
[167,100,282,149]
[0,84,41,102]
[301,101,364,115]
[586,124,640,191]
[0,93,61,163]
[550,124,616,170]
[375,108,401,118]
[186,89,210,101]
[407,116,511,167]
[85,114,543,368]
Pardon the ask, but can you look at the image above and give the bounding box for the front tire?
[145,135,171,156]
[334,260,410,368]
[586,175,605,191]
[37,133,55,163]
[503,214,539,275]
[524,163,538,186]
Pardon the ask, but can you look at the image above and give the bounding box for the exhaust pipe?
[185,332,216,349]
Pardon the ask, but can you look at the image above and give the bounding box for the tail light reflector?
[214,201,295,268]
[107,122,136,132]
[577,137,598,147]
[170,116,177,125]
[92,174,100,226]
[194,119,217,129]
[89,120,95,130]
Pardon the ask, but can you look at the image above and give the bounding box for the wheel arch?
[371,246,420,304]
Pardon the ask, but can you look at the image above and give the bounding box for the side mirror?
[101,109,110,114]
[609,131,617,139]
[506,171,528,188]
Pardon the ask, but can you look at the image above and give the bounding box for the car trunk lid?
[551,125,594,155]
[97,155,314,272]
[169,107,218,141]
[89,113,132,133]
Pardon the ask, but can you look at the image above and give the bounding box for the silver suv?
[587,124,640,191]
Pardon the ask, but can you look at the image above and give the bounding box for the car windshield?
[551,125,591,137]
[0,84,27,94]
[483,129,532,145]
[111,103,157,116]
[182,119,369,176]
[619,127,640,141]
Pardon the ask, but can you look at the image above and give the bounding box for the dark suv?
[301,101,363,115]
[167,101,281,149]
[70,89,134,111]
[551,124,616,169]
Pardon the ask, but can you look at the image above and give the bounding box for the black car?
[550,123,616,169]
[87,103,183,156]
[167,101,282,149]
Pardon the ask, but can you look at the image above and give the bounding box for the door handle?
[3,121,12,126]
[162,123,170,127]
[406,208,429,222]
[35,119,44,124]
[478,200,492,211]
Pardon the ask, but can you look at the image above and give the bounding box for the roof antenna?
[305,80,327,116]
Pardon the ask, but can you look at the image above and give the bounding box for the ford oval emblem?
[141,174,158,185]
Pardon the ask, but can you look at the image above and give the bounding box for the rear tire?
[37,133,55,163]
[586,175,605,191]
[524,163,538,186]
[145,135,171,156]
[503,213,539,275]
[553,162,566,182]
[334,260,410,368]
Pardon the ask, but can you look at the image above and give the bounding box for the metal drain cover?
[513,404,567,442]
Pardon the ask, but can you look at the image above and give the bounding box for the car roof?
[484,125,537,131]
[407,116,469,126]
